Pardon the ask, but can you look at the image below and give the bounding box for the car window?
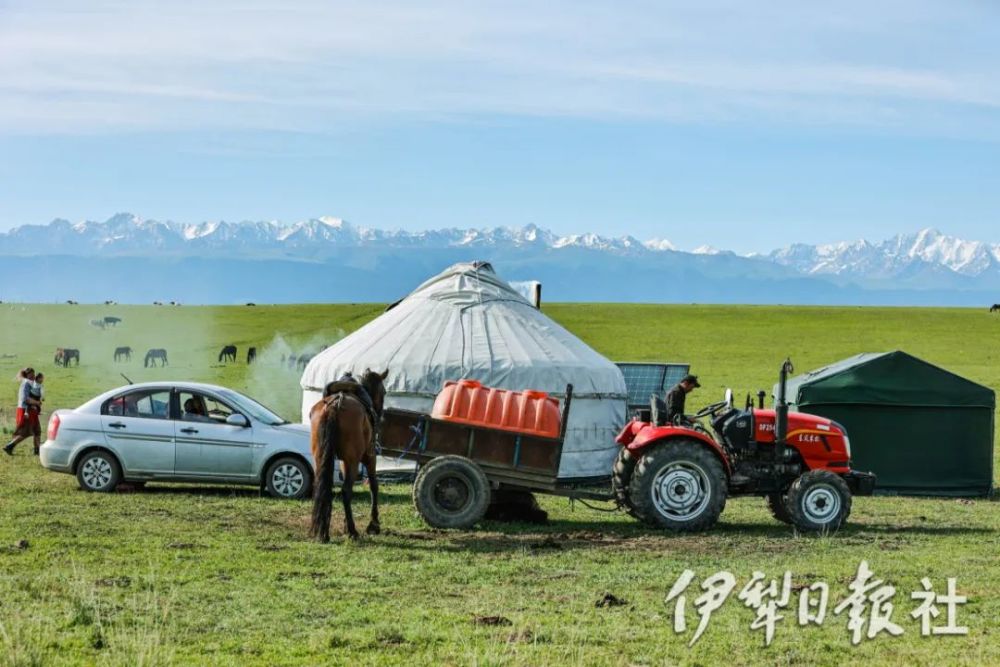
[178,391,238,425]
[104,390,171,420]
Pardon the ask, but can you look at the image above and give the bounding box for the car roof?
[78,381,239,411]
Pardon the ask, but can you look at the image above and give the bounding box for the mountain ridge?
[1,214,998,304]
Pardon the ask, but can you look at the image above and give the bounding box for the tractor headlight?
[842,433,852,458]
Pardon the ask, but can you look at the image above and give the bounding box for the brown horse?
[309,369,388,542]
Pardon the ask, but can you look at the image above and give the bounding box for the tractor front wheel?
[785,470,852,534]
[765,493,792,524]
[628,439,727,532]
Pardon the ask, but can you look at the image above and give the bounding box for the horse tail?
[310,395,341,542]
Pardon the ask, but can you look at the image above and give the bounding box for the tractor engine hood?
[753,409,852,469]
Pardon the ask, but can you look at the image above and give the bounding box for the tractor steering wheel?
[693,401,729,419]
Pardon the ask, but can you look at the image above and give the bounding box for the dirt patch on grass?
[595,593,628,608]
[474,615,512,627]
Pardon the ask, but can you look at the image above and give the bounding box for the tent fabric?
[779,351,995,497]
[785,351,995,408]
[300,261,628,479]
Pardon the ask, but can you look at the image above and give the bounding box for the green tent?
[778,351,995,497]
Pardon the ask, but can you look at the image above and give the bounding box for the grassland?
[0,303,998,666]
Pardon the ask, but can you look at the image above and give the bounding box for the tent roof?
[783,350,995,408]
[300,261,626,399]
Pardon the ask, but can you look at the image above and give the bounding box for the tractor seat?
[650,394,669,427]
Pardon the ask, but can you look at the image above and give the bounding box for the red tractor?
[612,359,876,533]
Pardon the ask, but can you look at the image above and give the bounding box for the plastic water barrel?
[431,379,561,438]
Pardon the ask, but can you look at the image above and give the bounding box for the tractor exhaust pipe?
[775,358,794,457]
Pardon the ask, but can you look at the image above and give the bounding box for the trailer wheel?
[785,470,852,534]
[412,456,491,529]
[766,493,793,524]
[611,448,639,517]
[628,439,726,532]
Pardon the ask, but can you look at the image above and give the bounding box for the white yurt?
[300,261,627,480]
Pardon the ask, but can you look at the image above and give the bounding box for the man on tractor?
[665,374,700,424]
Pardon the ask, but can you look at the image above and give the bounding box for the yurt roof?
[301,261,626,399]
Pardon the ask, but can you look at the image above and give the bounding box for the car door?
[173,390,255,478]
[100,389,175,475]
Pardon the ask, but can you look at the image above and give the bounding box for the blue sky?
[1,1,998,253]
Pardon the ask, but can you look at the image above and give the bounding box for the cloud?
[1,0,998,135]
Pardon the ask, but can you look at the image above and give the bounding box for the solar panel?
[616,362,691,409]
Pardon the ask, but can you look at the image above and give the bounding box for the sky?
[0,0,998,253]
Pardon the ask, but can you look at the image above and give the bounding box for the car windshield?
[214,389,289,426]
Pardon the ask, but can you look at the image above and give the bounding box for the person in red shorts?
[4,368,42,456]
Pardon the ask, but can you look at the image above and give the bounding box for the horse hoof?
[366,523,381,536]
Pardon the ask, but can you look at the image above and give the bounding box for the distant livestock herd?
[48,344,318,370]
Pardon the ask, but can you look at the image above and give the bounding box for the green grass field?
[1,303,998,666]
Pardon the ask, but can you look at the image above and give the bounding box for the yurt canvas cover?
[779,351,995,497]
[300,262,628,480]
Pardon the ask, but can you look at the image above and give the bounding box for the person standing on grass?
[3,368,41,456]
[28,372,45,455]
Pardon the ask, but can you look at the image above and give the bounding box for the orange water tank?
[431,379,562,439]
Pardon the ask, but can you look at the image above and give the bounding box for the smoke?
[243,330,344,422]
[0,304,355,427]
[0,304,219,420]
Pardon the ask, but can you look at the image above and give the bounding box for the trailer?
[380,385,616,528]
[380,360,876,533]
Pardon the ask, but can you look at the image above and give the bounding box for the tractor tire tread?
[627,438,727,532]
[785,470,852,534]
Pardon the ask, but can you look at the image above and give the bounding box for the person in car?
[665,374,700,424]
[182,398,214,423]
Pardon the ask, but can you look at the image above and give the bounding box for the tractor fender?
[623,424,732,477]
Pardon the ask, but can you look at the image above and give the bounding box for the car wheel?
[265,457,313,499]
[76,450,122,493]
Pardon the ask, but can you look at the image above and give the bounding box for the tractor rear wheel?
[611,448,639,517]
[628,439,727,532]
[785,470,852,534]
[766,493,793,524]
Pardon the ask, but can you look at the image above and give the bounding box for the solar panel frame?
[616,361,691,410]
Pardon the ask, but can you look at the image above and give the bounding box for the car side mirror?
[226,414,249,427]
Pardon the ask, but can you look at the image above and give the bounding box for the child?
[29,373,44,455]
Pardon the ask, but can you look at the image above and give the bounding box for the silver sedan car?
[40,381,315,499]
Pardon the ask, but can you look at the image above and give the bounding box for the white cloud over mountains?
[2,1,999,135]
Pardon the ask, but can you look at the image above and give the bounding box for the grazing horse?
[247,346,257,364]
[310,369,388,541]
[54,348,80,367]
[218,345,238,363]
[104,316,122,326]
[991,304,1000,313]
[113,346,132,362]
[144,349,168,367]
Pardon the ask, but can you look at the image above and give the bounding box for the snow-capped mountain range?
[1,214,998,304]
